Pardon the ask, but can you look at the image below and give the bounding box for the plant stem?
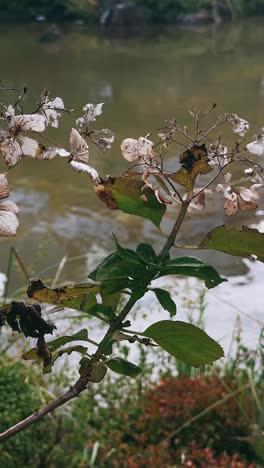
[0,292,142,442]
[3,247,14,304]
[0,202,188,441]
[159,200,189,258]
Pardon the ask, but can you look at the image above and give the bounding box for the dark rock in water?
[100,0,153,31]
[39,24,62,43]
[178,10,217,26]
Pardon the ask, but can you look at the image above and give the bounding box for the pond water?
[0,19,264,352]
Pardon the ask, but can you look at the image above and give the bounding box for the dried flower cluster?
[0,90,263,237]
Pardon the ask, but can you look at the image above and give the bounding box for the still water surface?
[0,19,264,322]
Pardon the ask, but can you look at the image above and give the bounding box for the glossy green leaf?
[199,225,264,263]
[143,320,224,367]
[136,243,158,265]
[96,177,166,227]
[158,256,226,289]
[106,357,142,378]
[113,235,145,265]
[89,252,147,283]
[152,288,177,317]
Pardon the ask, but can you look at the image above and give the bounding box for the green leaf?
[113,235,145,265]
[152,288,177,317]
[79,359,107,382]
[46,329,90,351]
[143,320,224,367]
[101,290,121,311]
[100,278,131,295]
[89,252,147,284]
[96,177,166,227]
[43,345,88,374]
[199,225,264,263]
[90,362,108,382]
[136,243,158,265]
[106,357,142,378]
[79,357,91,377]
[88,304,116,322]
[157,256,226,289]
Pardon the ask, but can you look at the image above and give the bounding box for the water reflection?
[0,19,264,290]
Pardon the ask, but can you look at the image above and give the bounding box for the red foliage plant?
[96,375,258,467]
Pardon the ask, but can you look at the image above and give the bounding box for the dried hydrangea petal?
[121,138,139,161]
[0,202,20,236]
[121,136,154,163]
[41,96,65,128]
[0,136,40,167]
[70,160,99,183]
[224,193,238,216]
[76,103,104,128]
[0,174,9,200]
[14,114,47,132]
[246,137,264,156]
[97,134,115,151]
[232,116,249,137]
[70,128,89,163]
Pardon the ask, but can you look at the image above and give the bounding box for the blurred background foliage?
[1,0,264,21]
[1,323,263,467]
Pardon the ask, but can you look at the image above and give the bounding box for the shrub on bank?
[67,374,260,466]
[0,351,262,466]
[0,355,65,467]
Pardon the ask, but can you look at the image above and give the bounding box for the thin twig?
[51,256,67,288]
[13,248,30,281]
[3,247,14,303]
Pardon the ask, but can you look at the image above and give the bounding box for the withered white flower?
[231,115,249,137]
[180,189,212,212]
[76,103,104,129]
[5,105,46,132]
[246,133,264,156]
[217,173,262,215]
[96,133,115,151]
[0,173,20,236]
[208,143,229,168]
[70,128,89,163]
[121,137,154,164]
[0,105,46,167]
[40,96,65,128]
[0,136,41,168]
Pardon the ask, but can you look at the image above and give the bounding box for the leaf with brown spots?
[95,176,166,227]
